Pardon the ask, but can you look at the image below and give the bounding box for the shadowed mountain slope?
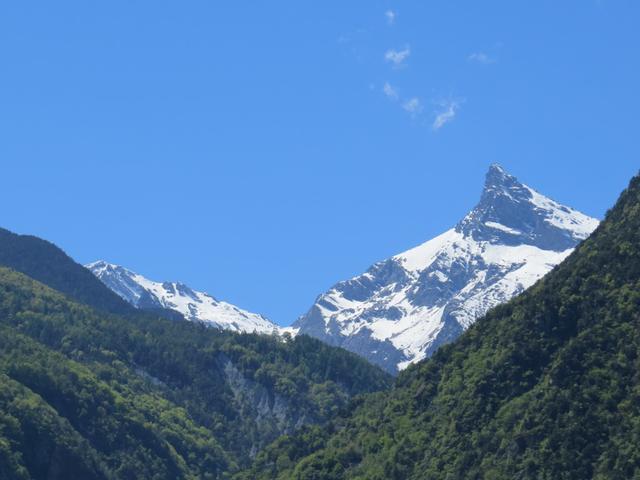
[0,228,133,315]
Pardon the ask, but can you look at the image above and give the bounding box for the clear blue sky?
[1,1,638,325]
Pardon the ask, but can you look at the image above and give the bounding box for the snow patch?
[485,221,522,235]
[526,186,599,239]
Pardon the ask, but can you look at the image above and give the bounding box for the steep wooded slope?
[0,266,391,479]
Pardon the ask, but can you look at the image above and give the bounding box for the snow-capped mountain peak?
[86,260,279,334]
[293,165,599,374]
[457,164,598,250]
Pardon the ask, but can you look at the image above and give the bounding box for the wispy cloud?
[432,99,463,130]
[402,97,423,117]
[384,46,410,68]
[468,52,496,65]
[381,83,423,119]
[385,10,396,25]
[383,82,399,100]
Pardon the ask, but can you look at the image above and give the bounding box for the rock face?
[293,165,599,374]
[86,261,279,334]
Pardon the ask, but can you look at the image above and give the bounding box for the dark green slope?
[0,266,392,479]
[240,173,640,480]
[0,326,229,480]
[0,227,132,315]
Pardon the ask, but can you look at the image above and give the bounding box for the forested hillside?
[0,228,133,315]
[239,172,640,479]
[0,266,391,479]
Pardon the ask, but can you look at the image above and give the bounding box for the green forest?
[0,254,391,479]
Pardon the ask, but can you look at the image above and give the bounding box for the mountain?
[237,172,640,480]
[0,239,392,479]
[293,165,599,374]
[0,228,133,315]
[87,260,279,334]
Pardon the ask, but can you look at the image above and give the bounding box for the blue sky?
[1,1,638,324]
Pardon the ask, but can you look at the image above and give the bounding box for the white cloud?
[384,46,410,68]
[402,97,423,117]
[383,82,399,100]
[381,84,422,118]
[432,99,462,130]
[385,10,396,25]
[468,52,496,64]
